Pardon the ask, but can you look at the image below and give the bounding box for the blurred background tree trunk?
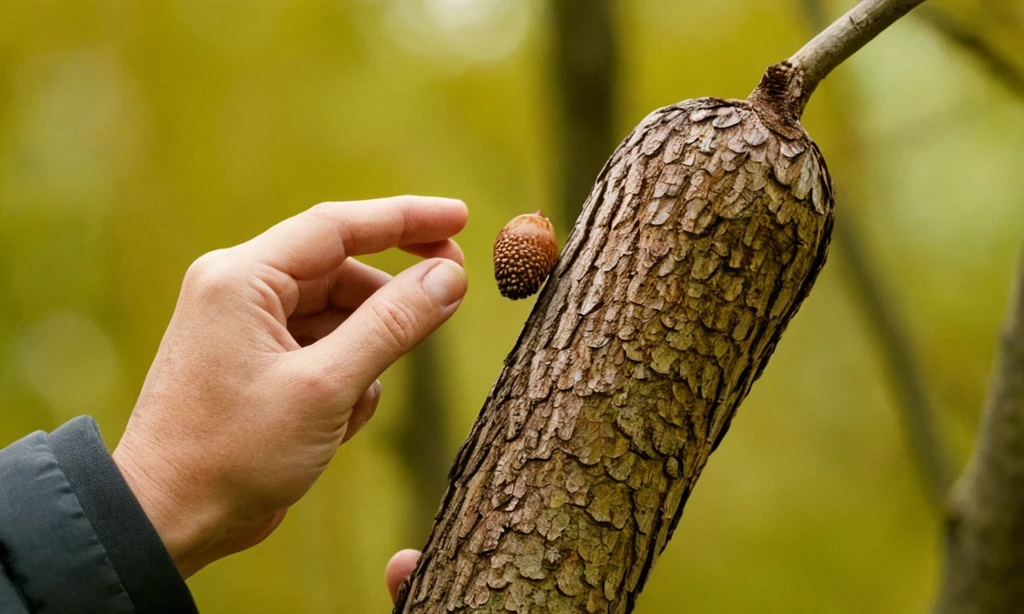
[550,0,618,228]
[922,5,1024,612]
[396,337,451,544]
[934,252,1024,613]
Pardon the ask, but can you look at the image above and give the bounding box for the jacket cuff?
[49,416,198,614]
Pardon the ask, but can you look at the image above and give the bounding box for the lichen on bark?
[395,95,835,613]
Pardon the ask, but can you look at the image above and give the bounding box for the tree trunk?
[389,0,941,608]
[934,251,1024,614]
[394,86,835,612]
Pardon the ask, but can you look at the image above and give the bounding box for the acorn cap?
[493,211,558,300]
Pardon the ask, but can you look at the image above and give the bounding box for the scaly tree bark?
[395,2,928,611]
[934,250,1024,613]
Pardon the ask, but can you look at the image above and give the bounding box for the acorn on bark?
[493,211,558,300]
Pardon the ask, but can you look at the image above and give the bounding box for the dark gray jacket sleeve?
[0,416,198,614]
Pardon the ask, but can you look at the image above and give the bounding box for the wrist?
[112,438,219,579]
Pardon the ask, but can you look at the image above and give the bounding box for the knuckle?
[292,362,338,402]
[306,202,352,249]
[184,250,237,297]
[370,299,420,353]
[384,196,417,222]
[309,201,339,218]
[390,195,416,209]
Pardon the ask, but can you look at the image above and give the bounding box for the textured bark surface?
[395,92,835,613]
[934,253,1024,614]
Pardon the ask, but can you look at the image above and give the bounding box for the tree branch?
[788,0,930,114]
[918,6,1024,100]
[836,221,954,505]
[395,2,930,609]
[934,247,1024,613]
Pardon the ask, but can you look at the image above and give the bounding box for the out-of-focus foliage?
[2,0,1022,611]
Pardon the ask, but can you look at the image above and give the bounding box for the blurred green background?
[2,0,1023,611]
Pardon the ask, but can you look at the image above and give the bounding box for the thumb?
[294,258,467,395]
[386,549,421,604]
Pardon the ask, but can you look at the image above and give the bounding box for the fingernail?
[343,380,382,443]
[369,379,382,406]
[422,259,467,307]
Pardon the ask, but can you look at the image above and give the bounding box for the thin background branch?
[878,5,1024,147]
[918,5,1024,99]
[788,0,930,113]
[804,0,955,508]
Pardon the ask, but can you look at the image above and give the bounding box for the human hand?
[112,196,468,578]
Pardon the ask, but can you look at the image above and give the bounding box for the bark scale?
[395,92,835,612]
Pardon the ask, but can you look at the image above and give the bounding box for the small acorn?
[493,211,559,300]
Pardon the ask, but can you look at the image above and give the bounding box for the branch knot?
[747,62,805,139]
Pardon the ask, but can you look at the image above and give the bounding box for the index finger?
[240,196,468,280]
